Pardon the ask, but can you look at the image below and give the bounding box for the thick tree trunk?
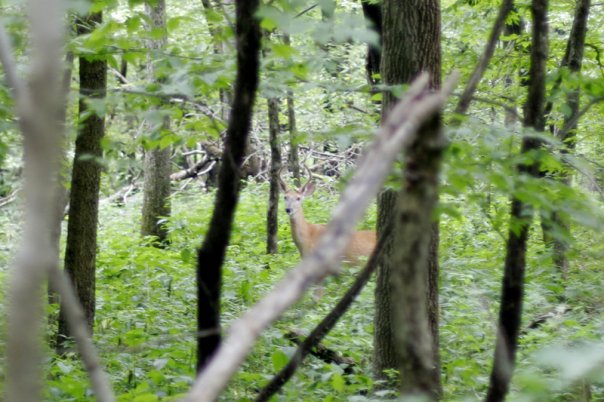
[196,0,261,372]
[485,0,549,400]
[57,12,107,347]
[373,189,397,383]
[267,97,282,254]
[141,0,171,244]
[381,0,443,398]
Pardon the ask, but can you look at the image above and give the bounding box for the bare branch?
[454,0,514,117]
[184,71,459,402]
[50,266,115,402]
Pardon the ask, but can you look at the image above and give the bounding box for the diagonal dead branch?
[184,71,459,402]
[50,266,115,402]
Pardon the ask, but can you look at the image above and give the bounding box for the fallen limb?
[285,329,356,372]
[170,159,216,181]
[185,71,459,402]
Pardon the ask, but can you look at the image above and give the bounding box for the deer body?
[280,168,376,265]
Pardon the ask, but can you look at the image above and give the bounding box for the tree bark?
[57,11,107,347]
[196,0,261,372]
[381,0,443,398]
[373,189,397,383]
[485,0,549,400]
[141,0,171,244]
[267,97,282,254]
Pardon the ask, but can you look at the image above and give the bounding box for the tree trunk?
[373,189,397,383]
[4,1,66,400]
[48,50,74,307]
[57,11,107,348]
[196,0,261,372]
[381,0,443,398]
[267,97,282,254]
[141,0,171,244]
[485,0,549,400]
[542,0,590,280]
[283,34,300,186]
[360,0,382,86]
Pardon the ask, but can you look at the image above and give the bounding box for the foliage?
[0,0,603,400]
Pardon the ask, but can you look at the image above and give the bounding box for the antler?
[278,166,289,191]
[303,165,313,187]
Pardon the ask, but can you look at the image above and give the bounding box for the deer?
[278,166,377,266]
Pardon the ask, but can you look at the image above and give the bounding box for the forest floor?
[0,182,603,401]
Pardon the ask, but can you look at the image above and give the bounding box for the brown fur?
[280,179,376,265]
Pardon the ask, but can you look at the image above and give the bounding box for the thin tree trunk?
[485,0,549,400]
[381,0,443,398]
[283,34,300,186]
[267,97,282,254]
[57,11,107,347]
[196,0,261,372]
[2,1,66,400]
[360,0,382,86]
[141,0,171,244]
[542,0,590,280]
[48,50,74,306]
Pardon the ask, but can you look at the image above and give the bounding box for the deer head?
[278,166,315,218]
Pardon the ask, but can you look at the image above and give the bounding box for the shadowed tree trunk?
[267,97,282,254]
[56,11,107,347]
[486,0,549,400]
[360,0,382,86]
[381,0,443,397]
[196,0,261,372]
[361,0,400,384]
[141,0,171,244]
[373,189,397,383]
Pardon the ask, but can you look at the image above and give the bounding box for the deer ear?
[301,181,315,196]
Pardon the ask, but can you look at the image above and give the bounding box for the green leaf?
[331,373,345,392]
[271,349,289,371]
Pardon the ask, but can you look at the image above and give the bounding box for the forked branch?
[185,71,459,402]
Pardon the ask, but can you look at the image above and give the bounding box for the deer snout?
[285,207,293,215]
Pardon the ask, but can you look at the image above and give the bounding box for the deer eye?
[297,197,301,201]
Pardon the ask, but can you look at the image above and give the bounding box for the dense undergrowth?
[0,175,603,401]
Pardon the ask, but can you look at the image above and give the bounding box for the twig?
[558,95,604,138]
[184,71,459,402]
[0,189,19,208]
[295,4,318,18]
[454,0,514,117]
[49,266,115,402]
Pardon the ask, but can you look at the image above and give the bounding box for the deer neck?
[289,208,312,256]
